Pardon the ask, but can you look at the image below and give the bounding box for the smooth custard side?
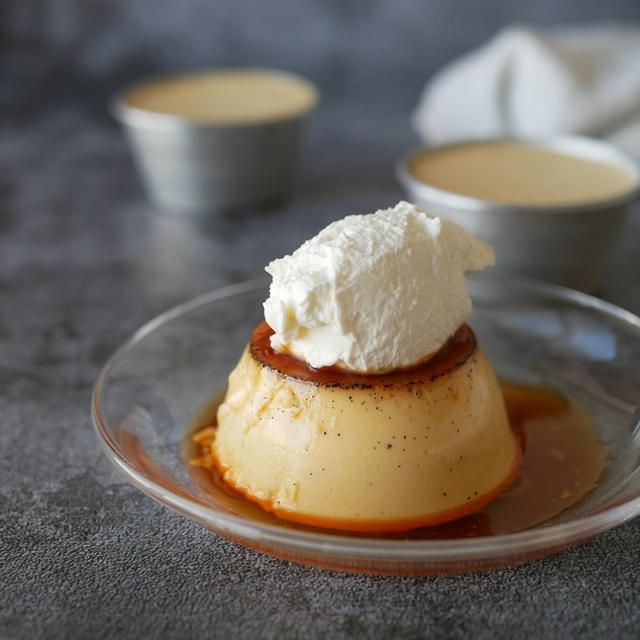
[212,337,520,532]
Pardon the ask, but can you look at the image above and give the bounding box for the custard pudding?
[212,323,519,531]
[407,140,636,206]
[211,202,520,531]
[122,69,318,125]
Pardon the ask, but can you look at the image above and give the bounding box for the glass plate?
[92,274,640,574]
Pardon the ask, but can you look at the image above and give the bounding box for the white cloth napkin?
[413,25,640,159]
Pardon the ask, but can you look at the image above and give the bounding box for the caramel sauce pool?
[184,382,604,538]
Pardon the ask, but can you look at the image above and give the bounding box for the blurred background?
[6,0,640,115]
[3,0,640,314]
[2,0,640,315]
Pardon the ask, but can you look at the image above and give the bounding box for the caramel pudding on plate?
[195,202,523,532]
[211,322,519,532]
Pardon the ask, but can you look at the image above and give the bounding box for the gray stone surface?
[2,2,640,638]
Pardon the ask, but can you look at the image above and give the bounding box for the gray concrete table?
[3,0,640,633]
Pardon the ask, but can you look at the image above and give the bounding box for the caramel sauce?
[184,381,605,539]
[250,321,475,387]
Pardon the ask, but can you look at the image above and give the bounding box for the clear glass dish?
[92,274,640,574]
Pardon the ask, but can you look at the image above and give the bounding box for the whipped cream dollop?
[263,201,494,373]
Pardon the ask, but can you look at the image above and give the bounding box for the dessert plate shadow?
[92,273,640,575]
